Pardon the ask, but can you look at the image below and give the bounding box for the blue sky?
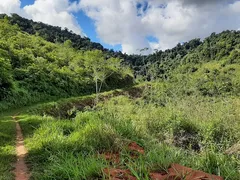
[72,10,122,51]
[20,0,34,7]
[20,0,122,51]
[19,0,157,52]
[1,0,240,54]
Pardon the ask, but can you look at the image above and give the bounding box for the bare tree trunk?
[95,79,98,105]
[99,81,103,94]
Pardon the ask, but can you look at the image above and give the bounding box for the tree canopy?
[0,18,133,110]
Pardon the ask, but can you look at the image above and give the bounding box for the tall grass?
[18,93,240,179]
[0,114,16,180]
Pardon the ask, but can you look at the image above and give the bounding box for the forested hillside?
[0,13,106,51]
[3,14,239,80]
[0,17,133,111]
[0,14,239,108]
[141,31,240,80]
[0,14,141,64]
[144,31,240,97]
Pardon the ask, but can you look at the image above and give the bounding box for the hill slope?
[0,18,133,111]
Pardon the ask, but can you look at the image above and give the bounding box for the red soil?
[12,116,30,180]
[102,152,120,164]
[128,142,144,154]
[101,142,144,164]
[103,142,224,180]
[103,168,137,180]
[150,164,223,180]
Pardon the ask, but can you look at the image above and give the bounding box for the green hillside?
[0,17,133,112]
[0,14,239,180]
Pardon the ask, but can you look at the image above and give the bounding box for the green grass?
[1,83,239,180]
[0,113,16,180]
[15,94,240,180]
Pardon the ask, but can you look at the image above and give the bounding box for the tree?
[0,17,19,40]
[83,50,126,103]
[0,57,13,100]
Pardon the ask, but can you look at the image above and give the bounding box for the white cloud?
[0,0,85,36]
[0,0,22,14]
[79,0,151,54]
[229,1,240,13]
[24,0,85,36]
[79,0,240,54]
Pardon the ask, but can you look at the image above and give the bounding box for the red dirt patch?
[150,164,223,180]
[102,142,143,179]
[150,172,165,180]
[101,142,144,164]
[12,116,30,180]
[103,168,137,180]
[102,152,120,164]
[128,142,144,154]
[102,142,223,180]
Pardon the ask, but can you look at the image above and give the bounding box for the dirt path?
[12,116,30,180]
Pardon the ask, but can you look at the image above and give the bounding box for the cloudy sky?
[0,0,240,54]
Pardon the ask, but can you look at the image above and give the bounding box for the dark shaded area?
[28,86,144,119]
[0,117,16,179]
[0,118,15,147]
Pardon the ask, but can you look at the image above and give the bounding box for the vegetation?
[0,13,142,65]
[15,90,239,180]
[0,17,133,112]
[0,13,106,52]
[0,113,16,180]
[0,14,239,180]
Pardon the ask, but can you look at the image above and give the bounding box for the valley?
[0,14,240,180]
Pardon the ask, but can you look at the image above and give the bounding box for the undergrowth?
[0,114,16,180]
[18,94,240,180]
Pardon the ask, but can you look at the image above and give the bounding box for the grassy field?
[0,85,240,180]
[0,113,16,180]
[15,92,240,179]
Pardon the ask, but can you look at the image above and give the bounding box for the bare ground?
[12,116,30,180]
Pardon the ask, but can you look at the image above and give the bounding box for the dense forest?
[0,14,141,65]
[2,14,239,78]
[0,14,106,51]
[0,14,202,74]
[0,16,133,111]
[0,14,240,180]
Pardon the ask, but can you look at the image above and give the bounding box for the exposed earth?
[12,116,30,180]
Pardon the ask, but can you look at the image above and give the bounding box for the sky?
[0,0,240,54]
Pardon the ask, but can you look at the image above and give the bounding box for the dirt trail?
[12,116,30,180]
